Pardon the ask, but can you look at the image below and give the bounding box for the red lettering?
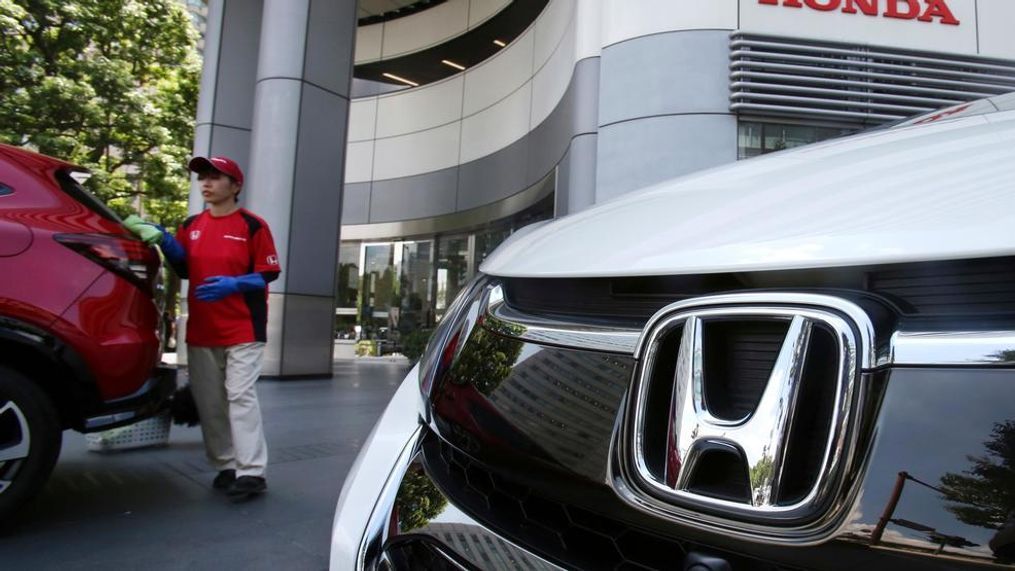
[884,0,920,19]
[914,103,971,124]
[805,0,841,10]
[919,0,960,24]
[757,0,959,25]
[842,0,878,16]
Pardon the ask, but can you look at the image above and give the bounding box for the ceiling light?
[382,72,419,87]
[493,39,506,47]
[441,59,465,71]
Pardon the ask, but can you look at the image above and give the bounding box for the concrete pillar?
[185,0,357,376]
[181,0,264,365]
[244,0,357,377]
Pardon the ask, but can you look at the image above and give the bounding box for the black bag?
[169,384,201,427]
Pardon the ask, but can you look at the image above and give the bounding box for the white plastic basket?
[85,412,171,452]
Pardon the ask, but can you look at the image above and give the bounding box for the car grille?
[423,434,801,571]
[503,256,1015,324]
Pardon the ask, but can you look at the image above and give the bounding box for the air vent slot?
[641,326,683,481]
[702,320,789,421]
[777,324,839,506]
[685,448,751,503]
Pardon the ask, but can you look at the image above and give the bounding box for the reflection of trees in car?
[450,326,523,396]
[395,466,447,533]
[940,420,1015,532]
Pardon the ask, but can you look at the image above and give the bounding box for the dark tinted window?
[55,170,120,222]
[0,183,12,196]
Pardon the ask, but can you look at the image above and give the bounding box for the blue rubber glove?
[194,273,266,302]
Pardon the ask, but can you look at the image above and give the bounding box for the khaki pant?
[187,343,268,477]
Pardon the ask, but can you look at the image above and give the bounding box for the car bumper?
[81,365,176,432]
[330,366,562,571]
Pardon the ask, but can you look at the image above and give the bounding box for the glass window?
[436,233,470,321]
[395,240,434,337]
[738,121,855,159]
[475,225,511,268]
[361,243,395,339]
[336,241,360,308]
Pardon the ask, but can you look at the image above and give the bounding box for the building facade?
[195,0,1015,375]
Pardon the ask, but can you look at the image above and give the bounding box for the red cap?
[188,156,244,186]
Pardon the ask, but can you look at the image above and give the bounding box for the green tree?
[395,467,448,533]
[940,420,1015,530]
[0,0,200,227]
[450,325,523,395]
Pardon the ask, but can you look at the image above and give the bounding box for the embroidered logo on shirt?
[190,230,201,240]
[224,235,248,242]
[267,255,279,266]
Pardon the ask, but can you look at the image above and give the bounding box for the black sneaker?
[227,475,267,501]
[212,469,236,491]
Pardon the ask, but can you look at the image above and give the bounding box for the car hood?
[482,110,1015,278]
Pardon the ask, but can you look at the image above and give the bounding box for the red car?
[0,144,175,519]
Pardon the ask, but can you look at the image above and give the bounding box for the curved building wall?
[345,0,1015,230]
[343,0,601,231]
[355,0,511,64]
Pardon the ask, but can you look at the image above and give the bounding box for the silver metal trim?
[730,91,929,114]
[729,70,997,100]
[0,400,31,494]
[634,293,876,368]
[731,49,1015,84]
[613,293,870,542]
[729,32,1015,125]
[730,37,1015,75]
[358,425,423,570]
[627,299,863,528]
[728,81,961,107]
[891,331,1015,366]
[484,287,641,354]
[478,286,1015,368]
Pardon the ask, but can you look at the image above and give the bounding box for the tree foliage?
[0,0,200,227]
[940,420,1015,530]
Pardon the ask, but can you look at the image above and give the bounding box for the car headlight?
[417,275,495,418]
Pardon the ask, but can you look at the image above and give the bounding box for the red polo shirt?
[177,209,281,346]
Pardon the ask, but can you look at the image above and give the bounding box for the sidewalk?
[1,357,412,570]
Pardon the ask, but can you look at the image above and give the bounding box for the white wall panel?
[372,122,462,180]
[344,141,374,182]
[469,0,511,27]
[463,30,534,115]
[348,98,377,142]
[575,0,603,59]
[534,0,574,69]
[978,0,1015,59]
[461,83,532,163]
[376,76,464,138]
[739,0,977,55]
[382,0,470,58]
[354,23,382,64]
[601,0,737,47]
[531,19,576,128]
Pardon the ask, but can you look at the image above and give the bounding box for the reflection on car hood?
[481,110,1015,278]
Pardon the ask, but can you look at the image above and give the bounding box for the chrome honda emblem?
[619,293,873,531]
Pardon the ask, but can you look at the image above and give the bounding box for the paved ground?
[0,357,412,570]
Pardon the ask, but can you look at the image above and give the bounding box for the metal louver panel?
[730,32,1015,125]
